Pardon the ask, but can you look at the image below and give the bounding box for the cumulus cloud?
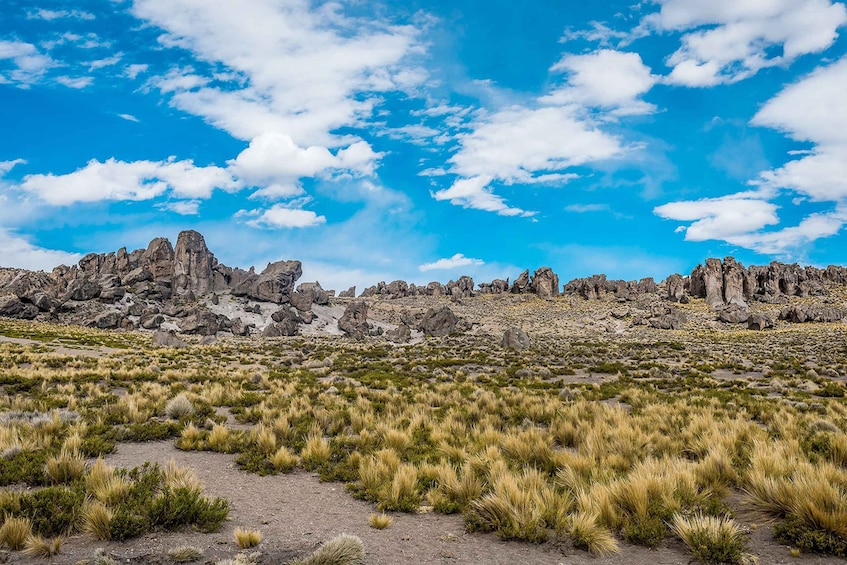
[157,200,201,215]
[20,157,240,205]
[131,0,425,147]
[656,55,847,255]
[0,40,53,85]
[243,204,326,229]
[419,253,484,272]
[545,49,657,115]
[654,194,779,241]
[434,49,654,215]
[643,0,847,86]
[0,228,82,271]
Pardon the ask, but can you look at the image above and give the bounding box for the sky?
[1,0,847,292]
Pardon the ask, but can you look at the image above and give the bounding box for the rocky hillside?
[1,231,846,341]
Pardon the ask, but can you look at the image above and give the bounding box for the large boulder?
[177,309,229,335]
[0,295,39,319]
[264,307,302,337]
[173,230,216,295]
[748,313,774,331]
[385,323,412,344]
[236,260,302,304]
[723,257,747,307]
[501,327,531,350]
[649,306,687,330]
[141,237,175,279]
[152,330,189,348]
[66,278,101,301]
[703,258,724,306]
[718,304,749,324]
[290,289,315,313]
[338,301,369,339]
[510,270,530,294]
[666,274,685,302]
[530,267,559,299]
[419,305,459,337]
[92,311,123,329]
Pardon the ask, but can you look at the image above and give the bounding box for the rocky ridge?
[2,232,847,341]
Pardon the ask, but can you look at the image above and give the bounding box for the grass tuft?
[0,516,33,550]
[369,513,393,529]
[295,533,365,565]
[671,513,747,564]
[168,545,204,562]
[22,534,63,558]
[234,527,263,549]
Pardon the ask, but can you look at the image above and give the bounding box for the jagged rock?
[386,280,409,298]
[425,282,444,296]
[780,305,846,324]
[419,305,459,337]
[338,301,369,339]
[98,275,125,302]
[0,295,39,319]
[263,308,301,337]
[501,327,531,350]
[530,267,559,299]
[703,258,724,307]
[236,260,302,304]
[748,314,774,331]
[297,282,330,305]
[338,286,356,298]
[141,238,175,279]
[718,304,749,324]
[723,257,747,307]
[368,326,384,337]
[510,270,530,293]
[121,267,153,287]
[611,307,630,319]
[177,309,229,336]
[649,307,687,330]
[66,279,101,301]
[447,276,475,299]
[92,311,122,329]
[666,274,685,302]
[173,230,216,295]
[199,335,217,345]
[386,323,412,344]
[152,330,188,348]
[290,289,314,313]
[140,313,164,330]
[230,317,253,336]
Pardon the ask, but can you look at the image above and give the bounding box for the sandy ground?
[1,439,841,565]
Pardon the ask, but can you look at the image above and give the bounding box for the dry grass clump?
[294,533,365,565]
[167,545,204,562]
[300,433,331,469]
[568,512,620,556]
[207,424,233,452]
[165,393,195,419]
[0,516,33,550]
[271,446,299,472]
[45,447,86,483]
[369,513,393,529]
[81,500,113,540]
[671,513,747,564]
[234,527,263,549]
[22,534,63,558]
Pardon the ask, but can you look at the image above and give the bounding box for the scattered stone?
[501,327,531,350]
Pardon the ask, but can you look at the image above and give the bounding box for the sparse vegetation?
[234,527,262,549]
[168,545,204,562]
[369,513,393,529]
[295,533,365,565]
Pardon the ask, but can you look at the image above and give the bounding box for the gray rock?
[649,306,687,330]
[666,273,685,302]
[140,313,164,330]
[338,301,369,339]
[230,317,253,336]
[530,267,559,299]
[173,230,216,295]
[501,327,531,350]
[152,330,189,348]
[92,311,122,329]
[718,304,749,324]
[0,295,39,319]
[236,260,302,304]
[748,313,774,331]
[290,289,314,313]
[338,286,356,298]
[510,270,530,294]
[386,323,412,344]
[703,258,724,307]
[419,305,459,337]
[269,307,301,336]
[177,309,229,335]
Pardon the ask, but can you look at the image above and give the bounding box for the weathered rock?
[0,295,39,319]
[121,267,153,287]
[501,327,531,350]
[510,270,530,294]
[66,279,101,301]
[718,304,749,324]
[338,286,356,298]
[748,313,774,331]
[386,280,409,298]
[297,282,330,305]
[666,274,685,302]
[152,330,189,348]
[173,230,216,295]
[230,317,252,336]
[386,323,412,344]
[263,308,301,337]
[92,311,122,329]
[780,305,846,324]
[141,237,175,279]
[140,313,164,330]
[649,306,687,330]
[177,309,229,336]
[338,301,369,339]
[290,289,314,313]
[530,267,559,300]
[236,260,302,304]
[703,258,724,307]
[419,305,459,337]
[723,257,747,307]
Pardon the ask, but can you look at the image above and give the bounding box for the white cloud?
[644,0,847,86]
[0,40,53,85]
[227,132,382,191]
[565,203,611,213]
[0,228,82,271]
[432,175,531,217]
[0,159,26,176]
[55,76,93,89]
[118,113,140,123]
[654,194,779,241]
[29,9,95,21]
[157,200,201,215]
[545,49,657,115]
[419,253,484,272]
[125,63,148,79]
[131,0,424,147]
[88,53,123,71]
[20,157,240,205]
[728,208,847,254]
[243,204,326,229]
[449,105,623,183]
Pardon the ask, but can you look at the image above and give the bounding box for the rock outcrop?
[501,327,531,350]
[338,301,369,339]
[418,305,459,337]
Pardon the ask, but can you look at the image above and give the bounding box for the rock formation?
[338,301,369,339]
[501,327,531,350]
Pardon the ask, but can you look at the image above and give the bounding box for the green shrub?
[774,516,847,557]
[0,450,48,486]
[17,485,85,536]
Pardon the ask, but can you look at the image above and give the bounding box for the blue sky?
[2,0,847,291]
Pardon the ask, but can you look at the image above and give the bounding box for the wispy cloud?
[419,253,484,272]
